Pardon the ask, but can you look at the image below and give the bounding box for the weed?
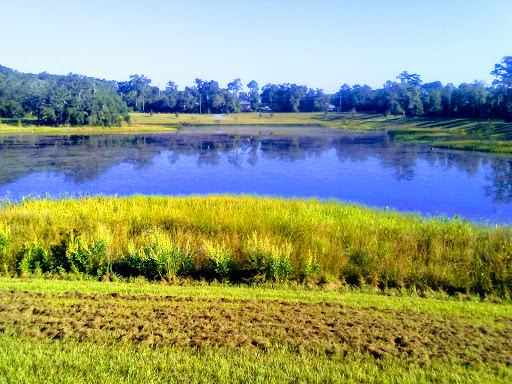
[17,241,51,274]
[0,196,511,295]
[0,222,12,273]
[202,240,231,281]
[302,251,320,283]
[123,230,195,280]
[245,232,292,282]
[66,228,110,275]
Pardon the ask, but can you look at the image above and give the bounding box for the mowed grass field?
[0,277,511,383]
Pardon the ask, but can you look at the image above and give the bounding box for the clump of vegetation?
[302,250,321,283]
[245,232,292,282]
[17,241,51,276]
[66,231,109,275]
[202,240,231,281]
[0,195,511,296]
[0,222,12,273]
[123,230,194,280]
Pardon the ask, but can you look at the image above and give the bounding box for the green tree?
[396,72,424,116]
[227,78,243,99]
[247,80,260,111]
[491,56,512,86]
[490,56,512,120]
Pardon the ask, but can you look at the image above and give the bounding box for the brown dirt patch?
[1,289,511,364]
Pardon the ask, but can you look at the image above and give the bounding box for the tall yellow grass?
[0,195,510,294]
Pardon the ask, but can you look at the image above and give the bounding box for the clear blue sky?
[1,0,511,93]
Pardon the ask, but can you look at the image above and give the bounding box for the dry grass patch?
[1,289,511,365]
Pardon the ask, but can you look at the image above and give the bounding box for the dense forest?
[0,57,511,126]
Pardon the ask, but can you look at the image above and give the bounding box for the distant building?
[240,102,252,112]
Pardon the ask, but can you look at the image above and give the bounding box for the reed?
[0,195,510,295]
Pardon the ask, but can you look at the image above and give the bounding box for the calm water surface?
[1,129,512,223]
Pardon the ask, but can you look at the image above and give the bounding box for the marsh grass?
[0,195,511,295]
[0,221,11,273]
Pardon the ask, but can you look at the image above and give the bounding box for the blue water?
[0,131,511,223]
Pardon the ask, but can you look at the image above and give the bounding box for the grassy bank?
[2,113,512,155]
[1,195,511,296]
[0,116,177,135]
[0,278,511,383]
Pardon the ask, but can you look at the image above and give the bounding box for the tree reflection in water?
[0,132,511,212]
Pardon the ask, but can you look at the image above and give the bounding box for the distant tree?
[491,56,512,86]
[302,89,329,112]
[350,84,374,112]
[394,72,424,116]
[451,82,488,118]
[213,90,239,113]
[118,74,152,112]
[490,56,512,120]
[261,84,278,111]
[247,80,260,111]
[397,71,423,86]
[238,91,250,103]
[333,83,352,112]
[227,78,243,99]
[286,84,307,112]
[0,100,24,118]
[177,87,199,112]
[195,79,221,113]
[421,82,444,117]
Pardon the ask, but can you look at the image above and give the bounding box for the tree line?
[0,57,511,126]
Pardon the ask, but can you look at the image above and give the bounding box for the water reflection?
[0,132,511,222]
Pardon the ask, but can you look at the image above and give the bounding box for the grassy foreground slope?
[0,277,511,383]
[1,195,511,296]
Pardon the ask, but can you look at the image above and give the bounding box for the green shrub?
[245,232,293,282]
[0,222,12,273]
[344,247,378,284]
[202,240,231,281]
[17,241,51,274]
[126,244,160,279]
[66,227,111,275]
[125,230,195,280]
[302,251,320,282]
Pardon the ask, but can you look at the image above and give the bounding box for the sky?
[1,0,511,93]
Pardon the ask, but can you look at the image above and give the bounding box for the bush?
[302,251,320,283]
[17,241,52,274]
[202,240,231,281]
[0,222,12,273]
[65,227,111,275]
[124,230,195,280]
[245,232,293,282]
[66,235,108,275]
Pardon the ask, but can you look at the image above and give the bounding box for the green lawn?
[0,277,510,383]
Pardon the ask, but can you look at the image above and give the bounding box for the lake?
[1,127,511,223]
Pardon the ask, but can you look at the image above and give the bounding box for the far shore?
[1,112,512,153]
